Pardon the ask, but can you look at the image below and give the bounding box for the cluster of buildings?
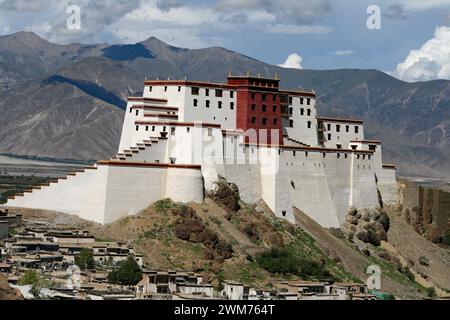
[4,74,398,230]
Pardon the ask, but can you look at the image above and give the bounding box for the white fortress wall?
[7,166,109,224]
[349,154,380,220]
[260,148,295,224]
[282,149,341,228]
[102,163,203,224]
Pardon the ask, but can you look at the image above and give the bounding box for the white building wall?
[321,121,365,149]
[285,96,319,146]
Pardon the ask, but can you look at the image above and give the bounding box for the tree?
[18,269,51,298]
[108,256,142,286]
[75,248,95,270]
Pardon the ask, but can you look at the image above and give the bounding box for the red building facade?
[227,76,283,145]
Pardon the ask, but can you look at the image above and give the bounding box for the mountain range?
[0,31,449,179]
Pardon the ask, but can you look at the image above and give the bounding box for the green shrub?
[419,256,429,267]
[108,256,143,286]
[426,287,437,298]
[256,247,331,279]
[75,248,95,270]
[442,230,450,246]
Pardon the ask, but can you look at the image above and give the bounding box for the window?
[305,151,308,157]
[149,86,152,92]
[251,117,256,124]
[300,97,304,104]
[323,153,326,158]
[206,100,210,108]
[251,104,256,111]
[307,98,311,105]
[191,87,199,95]
[152,126,155,131]
[251,92,256,100]
[337,153,341,158]
[187,127,190,133]
[230,102,234,110]
[230,91,234,98]
[273,118,278,125]
[289,97,293,104]
[307,109,311,116]
[262,105,267,112]
[336,124,341,132]
[171,127,175,135]
[355,126,359,134]
[289,107,293,115]
[369,145,376,151]
[351,145,357,150]
[262,93,267,101]
[193,99,198,107]
[300,108,304,116]
[205,88,209,96]
[336,144,342,149]
[218,101,222,109]
[135,110,139,116]
[307,121,312,129]
[215,89,223,97]
[129,107,132,113]
[136,126,139,131]
[289,119,294,127]
[273,105,277,112]
[262,118,267,125]
[327,133,331,140]
[163,126,166,132]
[145,126,149,131]
[327,124,331,131]
[346,125,350,132]
[164,86,168,92]
[273,95,277,102]
[178,86,181,92]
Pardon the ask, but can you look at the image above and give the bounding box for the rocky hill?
[0,31,449,179]
[12,179,450,299]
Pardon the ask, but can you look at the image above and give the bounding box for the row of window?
[251,104,277,112]
[287,120,313,129]
[250,92,278,102]
[279,149,371,160]
[193,99,234,110]
[250,117,279,126]
[191,87,234,98]
[287,107,312,116]
[289,97,312,105]
[325,123,360,134]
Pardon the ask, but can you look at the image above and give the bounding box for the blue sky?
[1,0,450,81]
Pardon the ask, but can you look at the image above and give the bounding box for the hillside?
[0,31,449,178]
[13,179,450,300]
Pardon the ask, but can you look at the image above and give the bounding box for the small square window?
[328,133,332,140]
[178,86,181,92]
[327,124,331,131]
[149,86,152,92]
[289,119,294,127]
[346,125,350,132]
[135,110,139,116]
[206,100,210,108]
[191,87,199,95]
[300,108,304,116]
[230,102,234,110]
[289,97,293,104]
[355,126,359,134]
[251,104,256,111]
[164,86,168,92]
[307,98,311,105]
[262,93,267,101]
[145,126,149,131]
[300,97,304,104]
[307,121,312,128]
[262,105,267,112]
[273,105,277,112]
[218,101,222,109]
[205,88,209,96]
[215,89,223,97]
[336,124,341,132]
[262,118,267,125]
[193,99,198,107]
[251,117,256,124]
[136,126,139,131]
[230,91,234,98]
[273,118,278,125]
[307,109,311,116]
[152,126,155,131]
[251,92,256,100]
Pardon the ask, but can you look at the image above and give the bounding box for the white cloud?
[262,24,332,34]
[332,50,354,56]
[393,26,450,82]
[278,53,303,69]
[400,0,450,11]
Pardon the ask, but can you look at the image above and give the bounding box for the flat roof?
[317,117,364,124]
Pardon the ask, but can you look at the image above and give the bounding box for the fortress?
[5,74,398,228]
